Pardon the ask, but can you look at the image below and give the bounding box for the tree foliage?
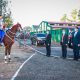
[71,9,78,22]
[1,0,13,28]
[60,14,67,22]
[60,9,80,22]
[4,16,13,28]
[78,10,80,22]
[23,26,32,32]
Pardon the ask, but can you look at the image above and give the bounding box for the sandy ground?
[0,42,34,80]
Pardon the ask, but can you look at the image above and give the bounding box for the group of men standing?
[45,27,80,61]
[61,27,80,61]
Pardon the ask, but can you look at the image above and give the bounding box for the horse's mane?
[11,23,21,29]
[11,24,17,29]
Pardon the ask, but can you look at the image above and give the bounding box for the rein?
[9,30,16,35]
[6,30,16,42]
[6,34,14,42]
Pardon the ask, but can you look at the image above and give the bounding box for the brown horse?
[3,23,22,63]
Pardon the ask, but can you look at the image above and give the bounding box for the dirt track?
[0,42,34,80]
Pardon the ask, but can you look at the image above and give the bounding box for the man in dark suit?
[71,27,80,61]
[60,29,68,59]
[45,31,51,57]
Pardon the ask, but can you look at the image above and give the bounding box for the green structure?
[31,25,39,35]
[31,21,80,43]
[32,25,39,32]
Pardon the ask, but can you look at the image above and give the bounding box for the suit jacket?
[72,31,80,46]
[45,33,51,46]
[61,34,68,45]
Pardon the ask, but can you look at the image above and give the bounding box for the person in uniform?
[45,31,51,57]
[71,27,80,61]
[60,29,68,59]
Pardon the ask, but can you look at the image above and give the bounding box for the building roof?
[51,26,80,28]
[43,21,80,25]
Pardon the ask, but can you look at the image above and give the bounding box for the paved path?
[30,45,74,58]
[17,39,75,59]
[14,53,80,80]
[6,40,80,80]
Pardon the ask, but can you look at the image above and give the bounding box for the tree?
[60,14,73,22]
[78,10,80,22]
[60,9,79,22]
[71,9,78,22]
[0,0,13,28]
[4,15,13,28]
[60,14,67,22]
[23,26,32,32]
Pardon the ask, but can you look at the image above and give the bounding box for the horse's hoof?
[8,58,11,62]
[4,59,8,63]
[5,61,8,63]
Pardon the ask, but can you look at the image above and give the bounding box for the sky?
[11,0,80,27]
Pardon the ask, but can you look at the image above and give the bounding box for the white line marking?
[26,45,63,59]
[11,53,36,80]
[25,45,46,55]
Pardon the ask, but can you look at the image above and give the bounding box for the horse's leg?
[4,46,8,63]
[8,46,11,62]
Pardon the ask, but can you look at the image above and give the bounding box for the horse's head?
[16,23,23,32]
[12,23,23,32]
